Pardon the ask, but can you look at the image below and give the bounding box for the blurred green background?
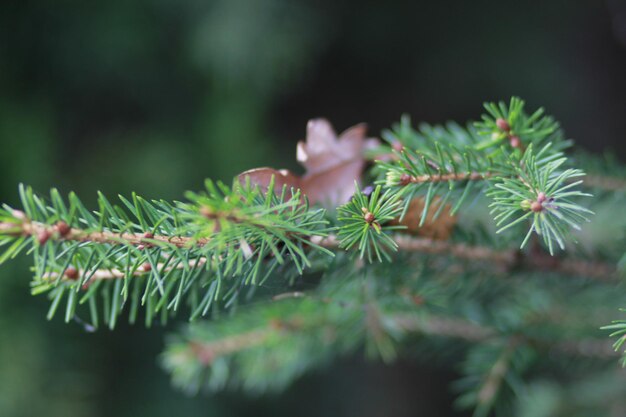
[1,1,625,416]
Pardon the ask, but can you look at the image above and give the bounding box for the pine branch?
[602,312,626,366]
[488,144,593,254]
[16,232,616,283]
[162,243,623,396]
[0,182,332,328]
[0,97,622,416]
[380,142,592,255]
[165,292,618,395]
[336,184,404,262]
[373,99,591,255]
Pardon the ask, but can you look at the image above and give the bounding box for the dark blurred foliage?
[0,1,624,416]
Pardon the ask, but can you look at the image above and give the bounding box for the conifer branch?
[0,182,332,327]
[12,231,615,282]
[374,99,591,255]
[3,208,613,286]
[173,317,617,412]
[583,175,626,192]
[0,97,622,417]
[175,309,617,383]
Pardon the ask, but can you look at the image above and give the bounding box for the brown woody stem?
[19,221,206,248]
[392,315,618,360]
[401,171,492,185]
[477,337,519,405]
[583,175,626,192]
[189,329,271,364]
[313,235,617,281]
[43,259,207,282]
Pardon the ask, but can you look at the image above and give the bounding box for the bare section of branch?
[19,221,206,248]
[392,314,618,360]
[477,337,519,405]
[406,171,492,184]
[583,175,626,192]
[42,259,207,282]
[189,329,270,364]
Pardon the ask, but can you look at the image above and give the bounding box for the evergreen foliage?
[0,97,625,416]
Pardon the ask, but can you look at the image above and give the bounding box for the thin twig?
[392,314,618,360]
[477,337,519,406]
[42,259,207,282]
[20,221,206,248]
[313,235,618,281]
[582,175,626,192]
[405,171,492,184]
[272,291,307,301]
[189,329,270,364]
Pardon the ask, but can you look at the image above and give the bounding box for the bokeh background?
[1,1,625,416]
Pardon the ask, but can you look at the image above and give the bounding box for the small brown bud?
[65,267,79,280]
[364,212,376,224]
[269,318,284,330]
[412,295,425,306]
[141,263,152,272]
[137,232,155,250]
[509,136,521,148]
[196,348,215,365]
[399,174,412,186]
[536,192,547,203]
[392,141,404,152]
[200,207,214,219]
[426,160,440,171]
[55,221,71,237]
[496,118,510,132]
[37,230,51,245]
[531,201,543,212]
[12,210,27,220]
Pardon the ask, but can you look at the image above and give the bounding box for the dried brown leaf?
[236,119,378,208]
[391,197,457,240]
[237,167,301,194]
[297,119,378,207]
